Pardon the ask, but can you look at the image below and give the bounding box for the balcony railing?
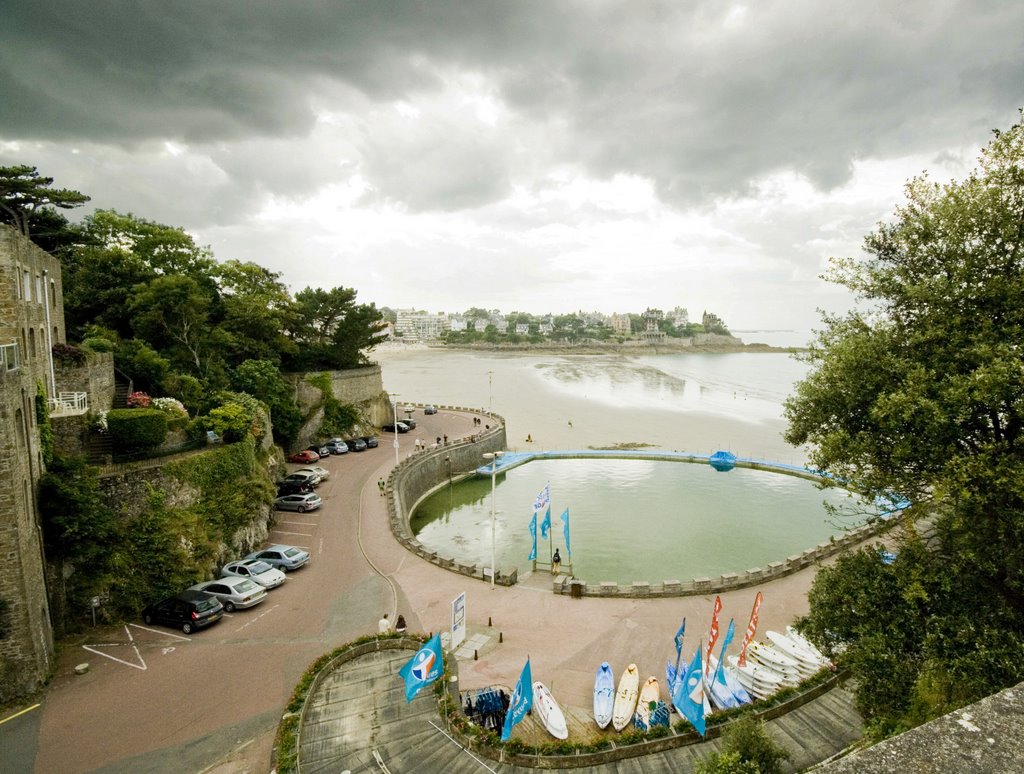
[49,391,89,417]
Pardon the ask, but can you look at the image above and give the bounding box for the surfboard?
[634,676,660,731]
[593,662,615,729]
[532,681,568,740]
[611,663,640,731]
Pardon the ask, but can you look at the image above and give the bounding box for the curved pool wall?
[387,418,893,595]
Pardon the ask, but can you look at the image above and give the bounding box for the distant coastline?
[377,334,805,355]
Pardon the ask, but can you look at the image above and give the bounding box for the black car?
[424,405,437,415]
[307,444,331,457]
[401,417,418,429]
[142,591,223,634]
[277,481,313,496]
[361,435,379,448]
[382,422,410,433]
[345,438,367,452]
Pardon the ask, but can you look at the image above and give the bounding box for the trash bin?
[570,581,583,599]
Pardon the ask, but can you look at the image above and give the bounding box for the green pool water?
[411,458,865,584]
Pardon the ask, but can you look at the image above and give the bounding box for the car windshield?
[248,561,273,574]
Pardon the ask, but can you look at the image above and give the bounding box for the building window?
[50,280,56,306]
[24,270,32,301]
[36,274,42,304]
[15,407,26,447]
[14,268,21,299]
[28,328,36,360]
[0,343,19,371]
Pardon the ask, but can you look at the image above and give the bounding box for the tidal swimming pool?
[410,458,866,585]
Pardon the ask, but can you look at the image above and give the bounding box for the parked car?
[282,471,321,488]
[274,492,322,512]
[288,449,319,464]
[361,435,379,448]
[424,405,437,415]
[382,422,410,433]
[325,438,349,454]
[277,481,313,496]
[295,465,330,481]
[246,544,311,571]
[344,437,367,452]
[400,417,417,429]
[188,577,267,612]
[307,444,331,457]
[142,590,223,634]
[220,559,286,589]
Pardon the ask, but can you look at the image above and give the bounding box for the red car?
[287,449,320,464]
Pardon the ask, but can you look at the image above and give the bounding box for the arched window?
[28,328,35,360]
[15,407,26,447]
[14,267,21,299]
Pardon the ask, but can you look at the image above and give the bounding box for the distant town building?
[473,318,488,333]
[610,313,632,334]
[670,306,689,327]
[702,311,728,332]
[641,308,666,342]
[448,316,468,332]
[395,309,450,340]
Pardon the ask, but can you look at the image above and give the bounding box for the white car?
[188,576,268,612]
[295,465,329,482]
[220,559,286,589]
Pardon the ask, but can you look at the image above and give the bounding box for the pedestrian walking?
[378,613,391,633]
[443,434,448,445]
[378,478,385,495]
[552,548,562,575]
[395,614,407,634]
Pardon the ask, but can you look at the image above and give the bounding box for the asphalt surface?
[0,408,857,773]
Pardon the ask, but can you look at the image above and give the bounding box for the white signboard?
[450,592,467,650]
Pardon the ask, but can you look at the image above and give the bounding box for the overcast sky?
[2,2,1022,331]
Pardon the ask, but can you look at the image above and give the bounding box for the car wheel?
[143,613,153,625]
[298,505,306,513]
[182,622,193,634]
[225,601,236,612]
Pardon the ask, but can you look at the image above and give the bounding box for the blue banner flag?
[713,619,736,687]
[540,506,551,539]
[533,484,550,512]
[501,658,534,741]
[560,507,571,556]
[398,633,443,703]
[528,512,537,561]
[674,618,687,659]
[673,643,706,736]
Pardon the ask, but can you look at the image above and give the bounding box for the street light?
[488,370,493,411]
[390,393,400,465]
[482,451,504,587]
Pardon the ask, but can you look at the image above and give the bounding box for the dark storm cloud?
[2,1,1023,213]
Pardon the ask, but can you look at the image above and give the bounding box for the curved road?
[1,408,859,772]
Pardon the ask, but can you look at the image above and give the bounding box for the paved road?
[0,407,860,773]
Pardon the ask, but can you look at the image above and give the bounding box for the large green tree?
[0,164,90,241]
[786,113,1024,734]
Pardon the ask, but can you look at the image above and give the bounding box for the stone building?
[0,224,65,700]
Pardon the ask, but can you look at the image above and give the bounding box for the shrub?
[106,408,168,451]
[52,342,87,365]
[127,390,152,408]
[81,336,115,353]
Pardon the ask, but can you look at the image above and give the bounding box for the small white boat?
[634,676,660,730]
[532,681,568,740]
[726,655,785,697]
[612,663,640,731]
[593,662,615,729]
[786,626,833,666]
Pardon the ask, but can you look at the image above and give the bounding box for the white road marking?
[129,624,191,641]
[234,604,279,633]
[271,530,313,537]
[82,625,148,670]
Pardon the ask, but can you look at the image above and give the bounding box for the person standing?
[552,548,562,575]
[378,478,385,495]
[378,613,391,634]
[395,614,407,634]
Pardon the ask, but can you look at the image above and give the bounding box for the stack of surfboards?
[745,641,803,686]
[532,681,568,740]
[593,662,615,729]
[705,653,752,709]
[611,663,640,731]
[766,631,829,678]
[784,627,833,668]
[726,654,785,699]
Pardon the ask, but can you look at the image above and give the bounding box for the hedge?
[106,408,169,451]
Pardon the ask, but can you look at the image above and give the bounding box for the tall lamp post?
[390,393,400,465]
[488,370,493,412]
[482,451,504,588]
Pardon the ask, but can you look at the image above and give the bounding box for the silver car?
[188,577,268,612]
[246,544,310,572]
[220,559,286,589]
[274,492,322,512]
